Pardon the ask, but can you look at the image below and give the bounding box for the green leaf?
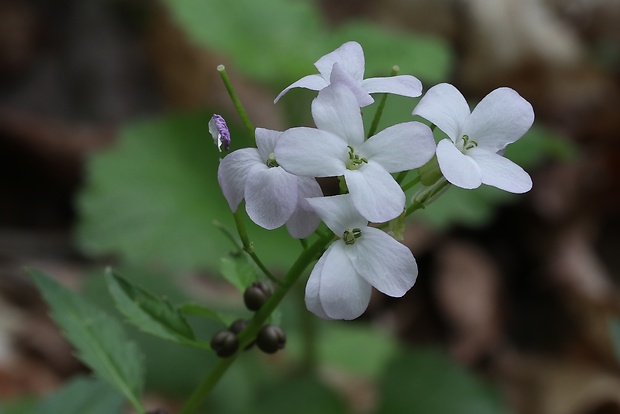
[376,349,511,414]
[36,376,124,414]
[76,111,301,271]
[251,377,347,414]
[105,268,210,349]
[287,321,398,378]
[220,252,260,292]
[28,270,145,413]
[177,302,235,326]
[161,0,452,88]
[162,0,326,84]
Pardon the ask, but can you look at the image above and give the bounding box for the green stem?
[217,65,255,142]
[232,210,282,285]
[395,170,409,185]
[401,174,421,192]
[367,66,400,138]
[297,282,318,374]
[406,178,450,217]
[179,233,333,414]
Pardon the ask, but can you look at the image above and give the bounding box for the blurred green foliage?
[162,0,452,87]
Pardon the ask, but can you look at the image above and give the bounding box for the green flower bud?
[256,324,286,354]
[243,281,273,311]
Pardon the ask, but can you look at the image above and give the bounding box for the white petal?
[305,194,367,236]
[255,128,281,161]
[312,84,366,145]
[347,227,417,297]
[412,83,470,141]
[436,139,481,189]
[330,63,374,107]
[274,74,327,103]
[305,248,333,320]
[314,41,365,82]
[285,177,323,239]
[244,166,298,230]
[467,148,532,193]
[362,75,422,97]
[344,162,406,223]
[360,122,435,172]
[464,87,535,151]
[275,127,348,177]
[319,241,373,320]
[217,148,262,211]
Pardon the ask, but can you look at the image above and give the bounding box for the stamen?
[266,153,279,168]
[346,146,368,170]
[343,228,362,245]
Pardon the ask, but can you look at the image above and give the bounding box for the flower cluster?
[213,41,534,320]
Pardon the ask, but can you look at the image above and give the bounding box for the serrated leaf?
[36,376,124,414]
[105,268,209,349]
[220,252,259,292]
[376,349,511,414]
[28,270,145,413]
[177,302,235,326]
[76,111,301,272]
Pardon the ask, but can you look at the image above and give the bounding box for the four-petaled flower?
[274,41,423,107]
[412,83,534,193]
[218,128,322,238]
[275,83,436,223]
[304,194,418,320]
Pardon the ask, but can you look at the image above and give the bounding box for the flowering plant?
[29,40,534,414]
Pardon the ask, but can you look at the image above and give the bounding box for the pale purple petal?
[314,41,365,82]
[467,148,532,193]
[344,162,406,223]
[255,128,281,161]
[274,74,327,103]
[347,227,417,297]
[285,177,323,239]
[360,122,435,172]
[330,63,374,107]
[217,148,262,211]
[305,194,367,236]
[318,241,373,320]
[464,87,534,151]
[362,75,422,98]
[312,84,366,145]
[436,139,481,189]
[209,114,230,152]
[244,166,298,230]
[275,127,348,177]
[305,249,332,320]
[412,83,470,141]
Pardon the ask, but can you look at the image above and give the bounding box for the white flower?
[275,83,436,223]
[304,194,418,320]
[217,128,322,238]
[209,114,230,152]
[412,83,535,193]
[274,41,423,107]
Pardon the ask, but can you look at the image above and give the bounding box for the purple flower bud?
[209,114,230,152]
